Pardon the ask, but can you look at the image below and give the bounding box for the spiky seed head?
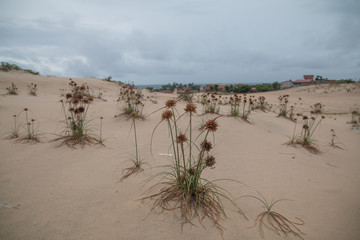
[24,108,28,111]
[165,99,176,108]
[130,112,138,118]
[176,134,188,144]
[78,106,85,113]
[66,93,72,99]
[184,103,197,113]
[201,140,212,151]
[100,116,103,119]
[205,155,216,167]
[303,124,309,129]
[321,115,325,119]
[303,116,308,120]
[162,110,173,120]
[31,119,35,122]
[204,119,218,132]
[13,115,16,118]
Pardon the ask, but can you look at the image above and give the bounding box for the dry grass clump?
[53,80,102,147]
[6,83,19,95]
[228,94,253,121]
[349,109,359,126]
[28,83,38,96]
[248,193,305,239]
[120,112,145,181]
[201,92,220,114]
[117,85,144,119]
[278,95,302,121]
[287,113,325,153]
[311,103,324,114]
[329,129,344,149]
[143,100,246,234]
[10,108,41,143]
[253,96,269,111]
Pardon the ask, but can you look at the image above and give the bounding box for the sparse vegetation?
[28,83,38,96]
[10,108,41,143]
[1,62,39,75]
[53,79,102,147]
[201,92,220,114]
[117,85,144,119]
[248,193,305,239]
[287,113,325,153]
[6,83,19,95]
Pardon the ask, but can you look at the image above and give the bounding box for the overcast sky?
[0,0,359,85]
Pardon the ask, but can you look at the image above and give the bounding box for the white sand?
[1,71,360,239]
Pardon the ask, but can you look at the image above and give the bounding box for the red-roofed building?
[293,75,315,86]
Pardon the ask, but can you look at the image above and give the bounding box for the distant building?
[280,80,294,89]
[293,75,315,86]
[205,84,227,92]
[200,85,206,92]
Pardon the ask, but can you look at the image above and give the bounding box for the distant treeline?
[0,62,39,75]
[150,81,281,93]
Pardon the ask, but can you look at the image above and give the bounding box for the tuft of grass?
[329,129,344,149]
[201,93,220,114]
[6,83,19,95]
[143,100,246,235]
[53,79,102,148]
[13,108,41,143]
[248,193,305,239]
[120,112,146,181]
[117,85,145,119]
[311,103,324,114]
[287,113,324,153]
[28,83,38,96]
[10,114,20,139]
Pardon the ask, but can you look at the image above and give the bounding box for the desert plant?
[6,83,19,95]
[229,94,241,116]
[117,85,144,119]
[329,129,344,149]
[287,114,325,153]
[278,95,289,117]
[254,96,268,111]
[120,112,145,181]
[10,114,20,139]
[351,110,358,124]
[311,103,324,114]
[13,108,41,143]
[28,83,38,96]
[248,193,305,239]
[240,94,253,120]
[143,100,246,234]
[53,80,101,147]
[201,93,220,114]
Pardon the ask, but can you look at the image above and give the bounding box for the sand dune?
[1,71,360,240]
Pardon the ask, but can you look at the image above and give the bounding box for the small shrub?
[6,83,19,95]
[28,83,38,96]
[10,114,20,139]
[254,96,268,111]
[229,94,241,116]
[117,85,144,119]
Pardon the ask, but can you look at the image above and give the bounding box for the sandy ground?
[1,71,360,240]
